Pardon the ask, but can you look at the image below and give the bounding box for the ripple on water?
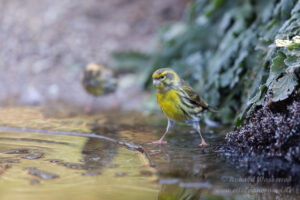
[0,122,158,200]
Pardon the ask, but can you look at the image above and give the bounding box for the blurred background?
[0,0,187,110]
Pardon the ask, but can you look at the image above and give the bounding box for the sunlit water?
[0,107,298,200]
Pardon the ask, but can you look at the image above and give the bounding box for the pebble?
[3,149,30,154]
[82,171,102,176]
[22,152,44,160]
[27,167,59,180]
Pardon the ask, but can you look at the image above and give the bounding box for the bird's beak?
[153,79,160,86]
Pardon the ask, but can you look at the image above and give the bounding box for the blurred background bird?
[152,68,216,147]
[81,63,117,113]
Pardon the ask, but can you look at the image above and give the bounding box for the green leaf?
[235,117,243,127]
[271,73,298,102]
[161,23,187,43]
[271,51,287,72]
[248,85,268,105]
[204,0,224,17]
[220,68,234,88]
[284,55,300,72]
[111,51,150,72]
[266,51,287,86]
[285,55,300,66]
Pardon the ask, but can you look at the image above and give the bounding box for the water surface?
[0,107,298,200]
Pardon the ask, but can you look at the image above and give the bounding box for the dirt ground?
[0,0,186,110]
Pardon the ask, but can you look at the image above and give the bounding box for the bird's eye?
[160,75,165,79]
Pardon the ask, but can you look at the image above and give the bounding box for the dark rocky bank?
[225,88,300,183]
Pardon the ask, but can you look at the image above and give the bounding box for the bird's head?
[152,68,180,91]
[81,63,117,93]
[81,63,102,86]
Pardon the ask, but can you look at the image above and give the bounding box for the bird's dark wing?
[180,79,209,109]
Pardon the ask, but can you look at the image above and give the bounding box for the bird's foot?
[152,140,167,145]
[198,141,209,147]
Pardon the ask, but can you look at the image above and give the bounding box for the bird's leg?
[152,119,174,144]
[193,122,208,147]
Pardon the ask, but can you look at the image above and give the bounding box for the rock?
[61,162,84,170]
[21,152,44,160]
[82,171,101,176]
[27,167,59,180]
[46,159,63,163]
[3,149,30,154]
[115,172,126,177]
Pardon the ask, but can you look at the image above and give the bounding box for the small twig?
[118,142,156,167]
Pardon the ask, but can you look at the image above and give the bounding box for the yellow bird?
[81,63,117,96]
[152,68,216,147]
[81,63,117,112]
